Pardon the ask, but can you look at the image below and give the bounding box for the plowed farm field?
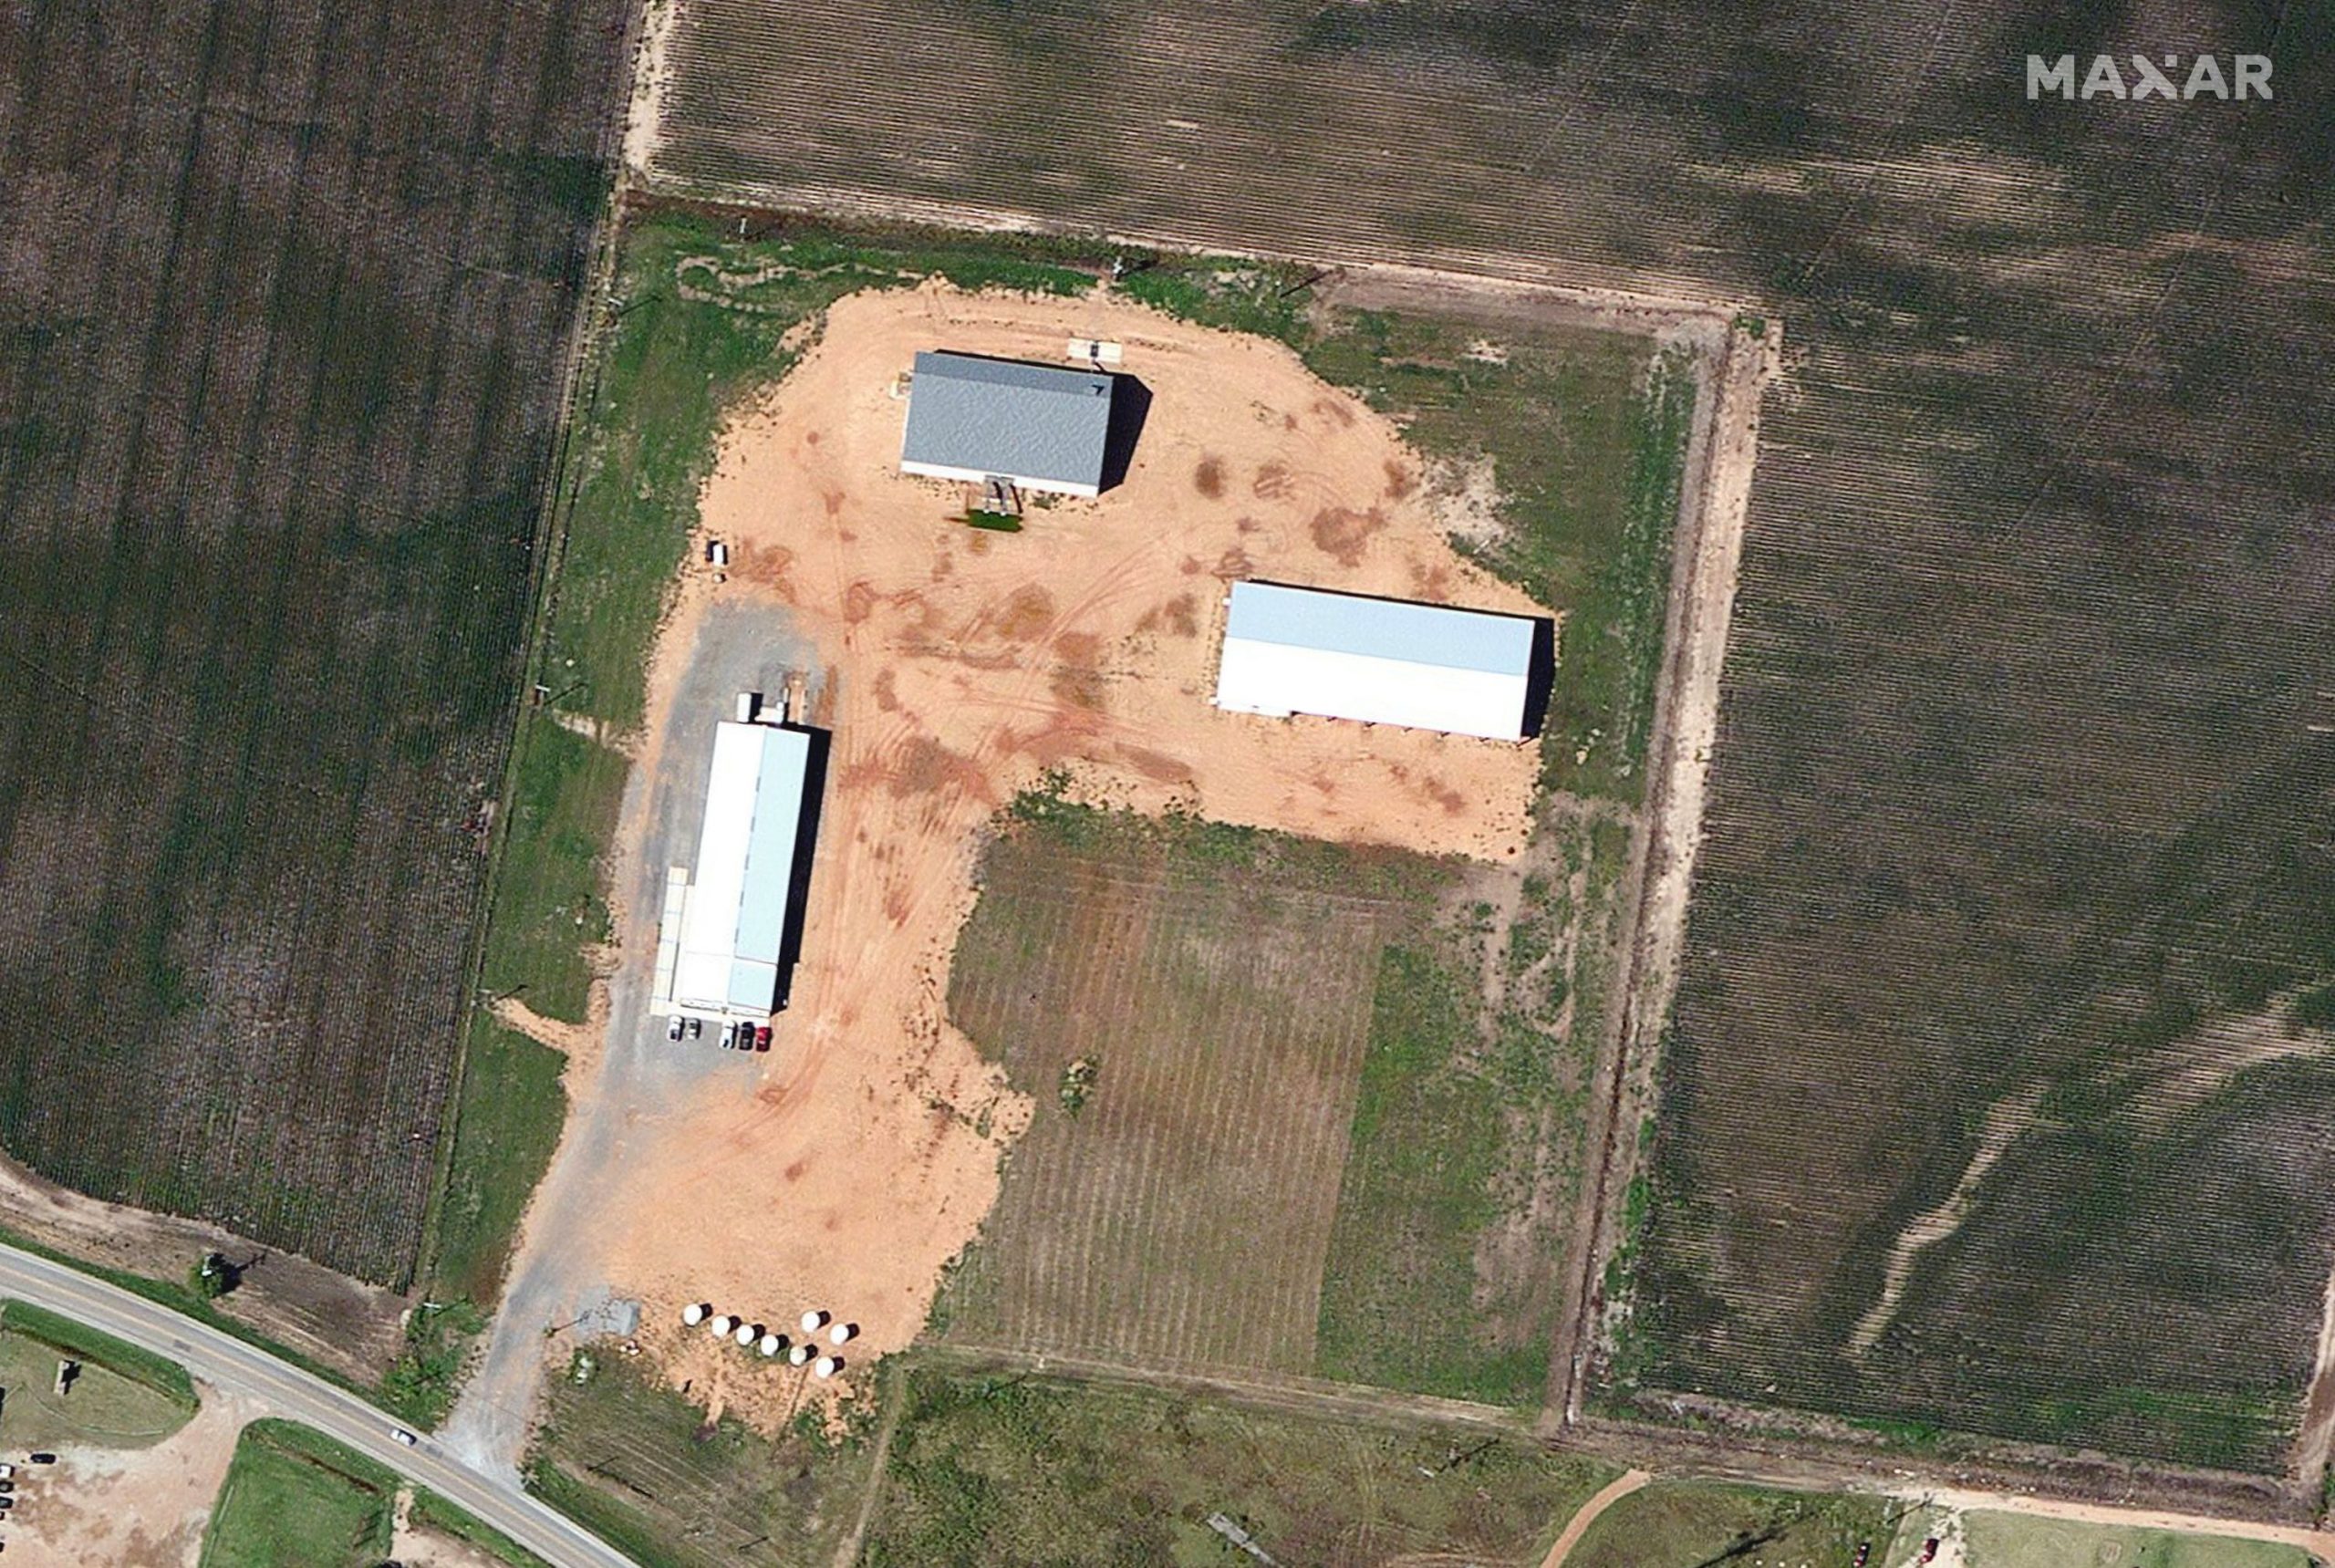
[0,0,625,1281]
[639,0,2335,1470]
[940,815,1446,1378]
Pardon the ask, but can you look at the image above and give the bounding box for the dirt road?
[1538,1468,1653,1568]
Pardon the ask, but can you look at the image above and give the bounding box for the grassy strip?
[1314,943,1544,1402]
[427,1016,569,1309]
[525,1463,697,1568]
[1565,1480,1895,1568]
[410,1488,557,1568]
[865,1366,1616,1567]
[1,1297,197,1409]
[200,1418,400,1568]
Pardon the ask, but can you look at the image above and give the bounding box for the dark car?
[25,1454,53,1464]
[1921,1542,1940,1564]
[688,1017,703,1040]
[755,1025,772,1052]
[1852,1546,1870,1568]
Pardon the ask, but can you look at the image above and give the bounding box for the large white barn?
[653,716,818,1023]
[1211,581,1541,742]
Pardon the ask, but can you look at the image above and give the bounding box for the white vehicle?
[666,1014,684,1041]
[390,1428,418,1448]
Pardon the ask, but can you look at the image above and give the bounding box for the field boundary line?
[628,183,1748,333]
[412,0,649,1301]
[1546,313,1777,1428]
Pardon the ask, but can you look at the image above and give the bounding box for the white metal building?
[653,717,818,1022]
[1212,581,1540,742]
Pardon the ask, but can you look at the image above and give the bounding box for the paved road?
[0,1243,637,1568]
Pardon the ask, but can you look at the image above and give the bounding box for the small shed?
[900,350,1116,498]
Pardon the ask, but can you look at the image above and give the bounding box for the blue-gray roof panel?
[902,351,1114,489]
[1224,581,1535,675]
[732,726,811,965]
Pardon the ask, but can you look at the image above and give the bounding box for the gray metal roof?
[902,351,1115,490]
[1224,581,1536,676]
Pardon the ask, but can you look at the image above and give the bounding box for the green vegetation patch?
[1961,1510,2309,1568]
[866,1366,1615,1568]
[0,1299,197,1449]
[381,1300,488,1431]
[426,1016,569,1311]
[200,1419,400,1568]
[1565,1480,1896,1568]
[1316,806,1632,1406]
[526,1350,877,1568]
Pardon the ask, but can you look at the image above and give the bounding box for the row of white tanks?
[680,1302,854,1376]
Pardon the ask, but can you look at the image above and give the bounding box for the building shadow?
[1100,375,1152,493]
[773,722,831,1012]
[1520,616,1558,741]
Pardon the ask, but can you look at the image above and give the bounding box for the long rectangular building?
[663,719,817,1020]
[1212,581,1540,742]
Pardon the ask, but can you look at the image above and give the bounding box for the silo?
[814,1355,844,1378]
[787,1344,814,1366]
[827,1322,856,1345]
[681,1303,707,1327]
[758,1333,784,1356]
[734,1323,758,1347]
[710,1314,736,1337]
[799,1309,830,1334]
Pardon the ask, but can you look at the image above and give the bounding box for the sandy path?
[602,279,1553,1414]
[1538,1468,1652,1568]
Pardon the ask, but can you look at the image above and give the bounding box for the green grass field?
[1565,1480,1897,1568]
[865,1366,1615,1568]
[0,1299,197,1449]
[199,1420,399,1568]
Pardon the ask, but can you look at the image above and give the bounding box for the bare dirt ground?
[389,1492,508,1568]
[593,279,1552,1420]
[0,1153,404,1386]
[4,1382,257,1567]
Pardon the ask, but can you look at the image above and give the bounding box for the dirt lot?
[599,280,1553,1411]
[0,1384,258,1567]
